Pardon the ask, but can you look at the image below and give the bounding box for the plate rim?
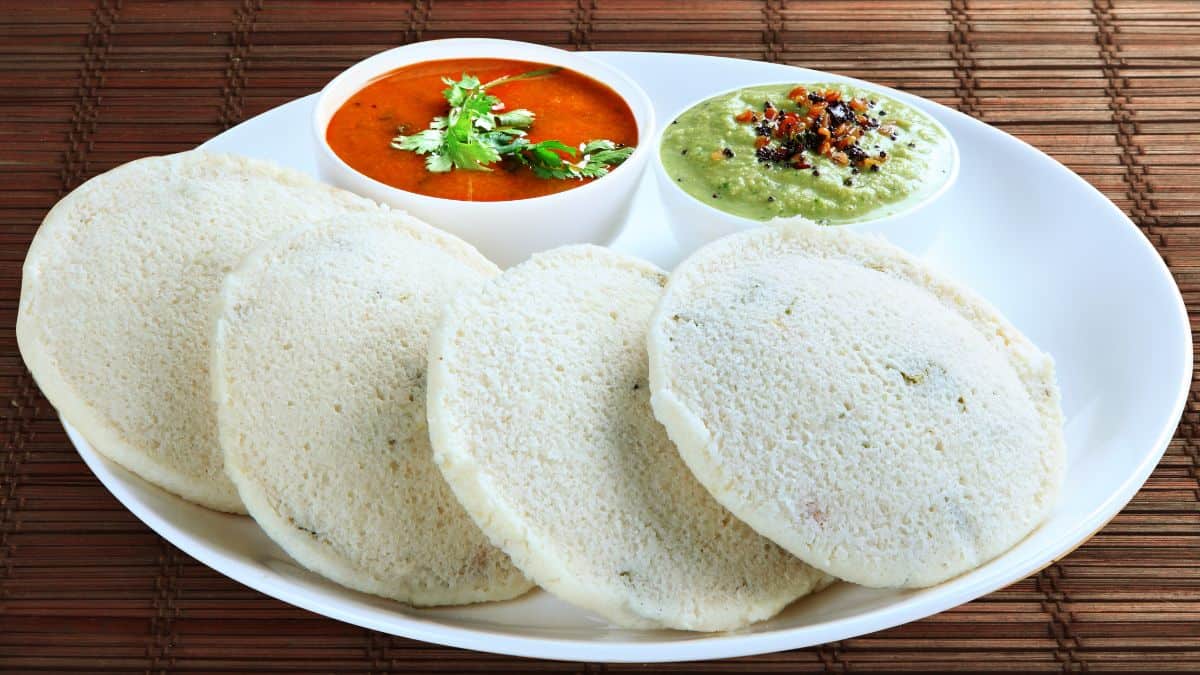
[64,49,1193,663]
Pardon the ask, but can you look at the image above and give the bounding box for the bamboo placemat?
[1,0,1197,671]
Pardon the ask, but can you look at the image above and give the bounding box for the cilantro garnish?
[391,68,634,180]
[514,139,635,180]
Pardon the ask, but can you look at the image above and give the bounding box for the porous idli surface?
[212,212,531,606]
[427,245,828,631]
[647,224,1065,588]
[17,150,387,512]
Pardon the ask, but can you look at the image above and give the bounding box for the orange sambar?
[326,58,638,202]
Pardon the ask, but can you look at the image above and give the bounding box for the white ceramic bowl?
[653,81,960,254]
[313,38,655,267]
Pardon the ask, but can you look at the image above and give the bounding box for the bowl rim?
[652,78,962,229]
[311,37,656,209]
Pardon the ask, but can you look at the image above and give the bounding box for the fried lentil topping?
[736,86,893,173]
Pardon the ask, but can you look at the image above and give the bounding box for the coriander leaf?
[518,139,633,180]
[441,74,481,107]
[479,131,526,155]
[388,68,636,180]
[462,92,501,121]
[530,139,576,155]
[532,146,564,166]
[580,139,617,154]
[473,113,496,132]
[391,128,444,155]
[578,139,635,173]
[424,153,453,173]
[531,142,573,167]
[444,130,501,171]
[515,140,578,179]
[490,128,529,140]
[513,138,573,177]
[527,164,573,180]
[572,162,618,179]
[588,144,635,167]
[496,109,535,129]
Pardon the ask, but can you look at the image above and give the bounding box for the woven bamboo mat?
[1,0,1198,671]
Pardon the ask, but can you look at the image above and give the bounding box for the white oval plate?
[66,52,1190,663]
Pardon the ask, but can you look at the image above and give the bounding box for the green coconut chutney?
[660,83,954,224]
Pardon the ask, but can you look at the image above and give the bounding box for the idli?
[211,211,531,605]
[17,151,385,512]
[427,245,829,630]
[647,224,1065,588]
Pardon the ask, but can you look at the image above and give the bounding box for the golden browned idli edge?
[647,224,1065,588]
[212,211,532,606]
[427,245,829,631]
[17,150,390,512]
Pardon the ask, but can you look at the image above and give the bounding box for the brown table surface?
[2,1,1198,672]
